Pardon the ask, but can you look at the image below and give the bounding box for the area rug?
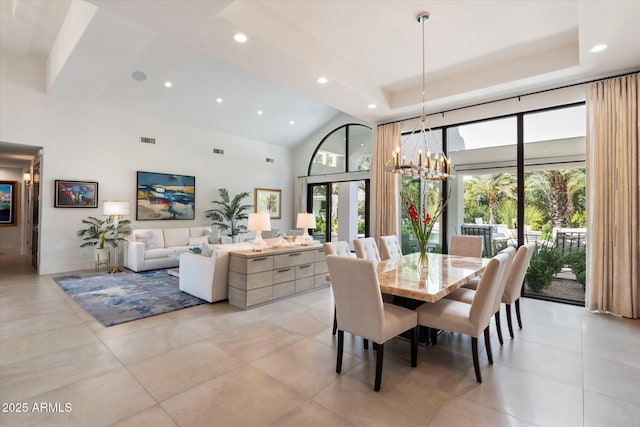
[54,269,205,327]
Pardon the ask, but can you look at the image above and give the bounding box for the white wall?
[0,52,294,274]
[0,167,25,254]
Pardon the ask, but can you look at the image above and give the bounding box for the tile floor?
[0,254,638,426]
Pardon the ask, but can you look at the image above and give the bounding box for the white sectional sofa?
[124,226,231,272]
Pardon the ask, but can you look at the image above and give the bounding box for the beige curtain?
[586,73,639,318]
[371,123,400,237]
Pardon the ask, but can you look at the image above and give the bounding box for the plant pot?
[95,247,110,263]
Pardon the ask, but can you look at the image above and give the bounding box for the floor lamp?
[103,201,130,273]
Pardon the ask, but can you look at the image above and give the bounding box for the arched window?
[308,124,373,176]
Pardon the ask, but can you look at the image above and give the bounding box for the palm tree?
[205,188,252,238]
[526,169,585,228]
[466,173,516,224]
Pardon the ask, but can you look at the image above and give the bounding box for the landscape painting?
[0,181,17,226]
[136,171,195,220]
[54,180,98,208]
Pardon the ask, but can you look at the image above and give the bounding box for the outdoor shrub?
[566,248,587,286]
[525,244,564,293]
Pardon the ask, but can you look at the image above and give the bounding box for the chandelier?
[385,12,454,181]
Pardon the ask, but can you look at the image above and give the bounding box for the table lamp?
[296,213,316,246]
[103,200,130,273]
[248,212,271,252]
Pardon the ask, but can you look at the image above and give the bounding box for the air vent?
[213,149,224,155]
[266,157,275,163]
[140,137,156,144]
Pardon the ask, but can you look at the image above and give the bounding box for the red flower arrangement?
[400,187,449,261]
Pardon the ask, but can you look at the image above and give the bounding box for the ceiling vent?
[213,149,224,155]
[140,137,156,144]
[266,158,275,163]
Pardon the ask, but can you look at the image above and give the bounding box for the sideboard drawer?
[296,263,315,279]
[273,281,295,299]
[295,276,315,293]
[273,266,295,284]
[247,256,274,274]
[315,260,328,274]
[246,287,273,306]
[274,251,314,268]
[314,248,326,261]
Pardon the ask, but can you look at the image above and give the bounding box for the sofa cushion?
[188,236,209,246]
[164,228,189,247]
[134,229,163,249]
[189,227,211,238]
[208,229,222,244]
[144,248,175,260]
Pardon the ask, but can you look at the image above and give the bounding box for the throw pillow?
[208,229,222,244]
[201,244,213,257]
[188,236,209,246]
[135,231,157,249]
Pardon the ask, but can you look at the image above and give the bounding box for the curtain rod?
[379,69,639,127]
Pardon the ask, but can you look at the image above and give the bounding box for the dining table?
[376,252,490,303]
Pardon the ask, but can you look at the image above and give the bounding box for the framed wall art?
[0,181,18,226]
[54,180,98,208]
[136,171,195,220]
[254,188,281,219]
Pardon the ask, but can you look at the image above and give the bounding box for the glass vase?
[416,241,429,271]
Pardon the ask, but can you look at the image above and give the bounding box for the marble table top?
[377,252,489,303]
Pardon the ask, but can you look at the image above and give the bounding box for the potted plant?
[205,188,252,242]
[77,216,132,262]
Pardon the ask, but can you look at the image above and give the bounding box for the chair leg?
[430,327,438,345]
[374,342,384,392]
[332,306,337,336]
[484,326,493,364]
[336,330,344,373]
[410,327,418,367]
[471,337,482,383]
[515,299,523,329]
[494,311,504,345]
[364,339,369,350]
[506,304,514,338]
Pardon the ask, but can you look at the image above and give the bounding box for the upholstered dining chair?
[415,252,510,383]
[378,235,403,260]
[449,235,484,258]
[324,241,355,336]
[445,246,516,345]
[326,255,418,391]
[353,237,381,262]
[501,243,535,338]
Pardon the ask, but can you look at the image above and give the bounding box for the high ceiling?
[1,0,639,150]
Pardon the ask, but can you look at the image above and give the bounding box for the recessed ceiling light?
[216,98,223,103]
[317,76,328,84]
[589,43,607,53]
[164,81,172,88]
[257,110,263,115]
[360,143,364,146]
[234,33,248,43]
[131,71,147,81]
[289,120,295,125]
[367,103,377,109]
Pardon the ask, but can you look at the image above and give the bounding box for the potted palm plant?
[77,216,132,262]
[205,188,252,242]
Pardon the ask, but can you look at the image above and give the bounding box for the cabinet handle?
[289,253,301,257]
[253,257,268,261]
[278,268,292,273]
[300,264,311,269]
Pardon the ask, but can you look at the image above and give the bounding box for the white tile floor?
[0,254,638,426]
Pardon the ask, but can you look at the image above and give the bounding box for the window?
[308,124,372,176]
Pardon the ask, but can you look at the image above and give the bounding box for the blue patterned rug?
[54,269,206,327]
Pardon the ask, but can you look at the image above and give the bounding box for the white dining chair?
[445,246,516,345]
[501,243,535,338]
[353,237,382,262]
[378,235,403,260]
[326,255,418,391]
[324,241,355,337]
[415,252,510,383]
[449,235,483,258]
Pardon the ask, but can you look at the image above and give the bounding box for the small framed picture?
[255,188,281,219]
[55,180,98,208]
[0,181,18,226]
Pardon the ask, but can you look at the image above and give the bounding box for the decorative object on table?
[54,180,98,208]
[247,212,271,252]
[254,187,281,219]
[205,188,252,242]
[296,212,316,246]
[103,201,130,273]
[0,181,18,226]
[54,269,205,327]
[282,235,296,245]
[384,12,454,181]
[77,213,131,270]
[136,171,195,220]
[400,186,448,269]
[189,246,202,254]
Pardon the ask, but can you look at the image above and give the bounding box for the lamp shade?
[296,213,316,229]
[247,212,271,231]
[103,201,130,216]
